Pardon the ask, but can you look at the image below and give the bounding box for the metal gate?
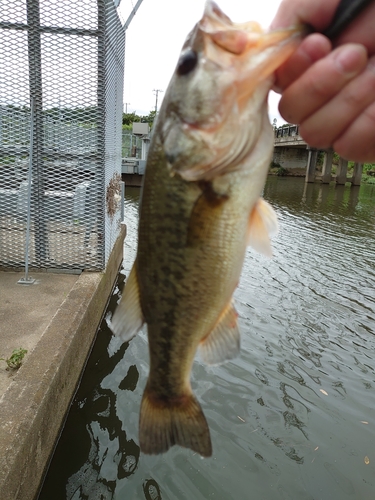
[0,0,125,272]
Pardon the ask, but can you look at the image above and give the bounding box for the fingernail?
[334,44,367,76]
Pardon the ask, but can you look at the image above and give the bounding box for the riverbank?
[269,165,375,184]
[124,169,375,187]
[0,224,126,500]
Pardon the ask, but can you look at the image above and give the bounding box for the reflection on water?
[39,178,375,500]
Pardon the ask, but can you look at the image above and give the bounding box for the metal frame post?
[27,0,48,266]
[18,97,36,284]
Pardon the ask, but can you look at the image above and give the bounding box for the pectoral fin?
[199,302,240,365]
[247,198,278,257]
[110,263,144,342]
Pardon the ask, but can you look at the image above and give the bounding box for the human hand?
[271,0,375,162]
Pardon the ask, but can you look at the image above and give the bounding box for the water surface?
[39,177,375,500]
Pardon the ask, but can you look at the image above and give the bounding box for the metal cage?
[0,0,125,272]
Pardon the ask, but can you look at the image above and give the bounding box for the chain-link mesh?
[0,0,124,272]
[122,130,142,158]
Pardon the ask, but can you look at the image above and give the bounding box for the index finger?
[270,0,340,31]
[273,33,331,92]
[271,0,375,52]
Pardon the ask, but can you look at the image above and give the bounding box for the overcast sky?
[117,0,286,125]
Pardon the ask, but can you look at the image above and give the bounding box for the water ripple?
[39,180,375,500]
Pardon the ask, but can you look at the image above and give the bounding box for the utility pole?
[153,89,163,114]
[124,102,130,113]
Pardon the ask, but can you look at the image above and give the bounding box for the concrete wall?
[273,147,308,169]
[0,224,126,500]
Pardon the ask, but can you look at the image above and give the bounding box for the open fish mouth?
[161,1,302,183]
[193,0,301,114]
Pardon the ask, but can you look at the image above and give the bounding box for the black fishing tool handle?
[322,0,374,40]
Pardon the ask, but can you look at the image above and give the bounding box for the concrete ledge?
[121,173,143,187]
[0,224,126,500]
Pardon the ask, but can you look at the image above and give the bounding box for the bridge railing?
[274,124,299,138]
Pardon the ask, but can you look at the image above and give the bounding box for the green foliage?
[332,152,340,165]
[122,110,157,128]
[122,112,141,126]
[142,110,157,125]
[363,163,375,174]
[269,161,288,176]
[317,152,325,167]
[0,347,28,370]
[361,174,375,184]
[276,166,288,176]
[270,160,281,169]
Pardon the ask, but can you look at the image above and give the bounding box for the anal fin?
[139,387,212,457]
[110,263,144,342]
[247,198,278,257]
[199,302,240,365]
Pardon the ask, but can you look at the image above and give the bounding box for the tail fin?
[139,387,212,457]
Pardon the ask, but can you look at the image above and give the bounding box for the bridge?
[274,124,307,148]
[120,123,364,187]
[273,125,363,186]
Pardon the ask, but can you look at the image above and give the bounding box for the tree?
[122,112,141,126]
[122,110,157,129]
[141,110,156,125]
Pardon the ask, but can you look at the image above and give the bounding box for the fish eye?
[177,50,198,76]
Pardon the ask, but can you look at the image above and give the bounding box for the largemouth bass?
[111,0,300,457]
